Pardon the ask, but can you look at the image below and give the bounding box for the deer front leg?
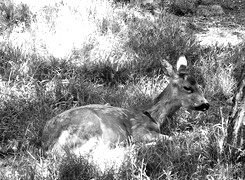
[141,132,173,146]
[134,131,173,143]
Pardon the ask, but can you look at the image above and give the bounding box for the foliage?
[0,0,245,179]
[0,0,32,33]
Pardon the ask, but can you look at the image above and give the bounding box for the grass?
[0,0,245,179]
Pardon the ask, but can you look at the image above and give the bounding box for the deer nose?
[202,103,210,111]
[194,101,210,111]
[199,98,209,111]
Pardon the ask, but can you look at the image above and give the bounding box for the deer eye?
[183,86,193,93]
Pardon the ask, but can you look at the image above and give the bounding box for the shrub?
[169,0,200,15]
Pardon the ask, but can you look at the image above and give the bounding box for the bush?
[168,0,200,15]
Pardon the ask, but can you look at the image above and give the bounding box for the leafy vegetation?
[0,0,245,179]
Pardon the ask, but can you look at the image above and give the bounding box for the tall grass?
[0,0,245,179]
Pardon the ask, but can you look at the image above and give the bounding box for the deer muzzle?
[194,103,210,111]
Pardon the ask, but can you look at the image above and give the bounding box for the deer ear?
[176,56,187,71]
[176,56,188,76]
[161,59,175,77]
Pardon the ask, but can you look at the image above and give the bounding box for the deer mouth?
[193,103,210,111]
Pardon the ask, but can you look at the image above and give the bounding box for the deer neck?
[146,86,181,126]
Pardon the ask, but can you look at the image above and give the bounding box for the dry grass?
[0,0,245,179]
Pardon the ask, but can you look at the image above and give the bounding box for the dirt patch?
[196,27,245,46]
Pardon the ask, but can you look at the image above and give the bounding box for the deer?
[42,56,209,155]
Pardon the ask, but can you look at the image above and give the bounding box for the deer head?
[160,55,209,112]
